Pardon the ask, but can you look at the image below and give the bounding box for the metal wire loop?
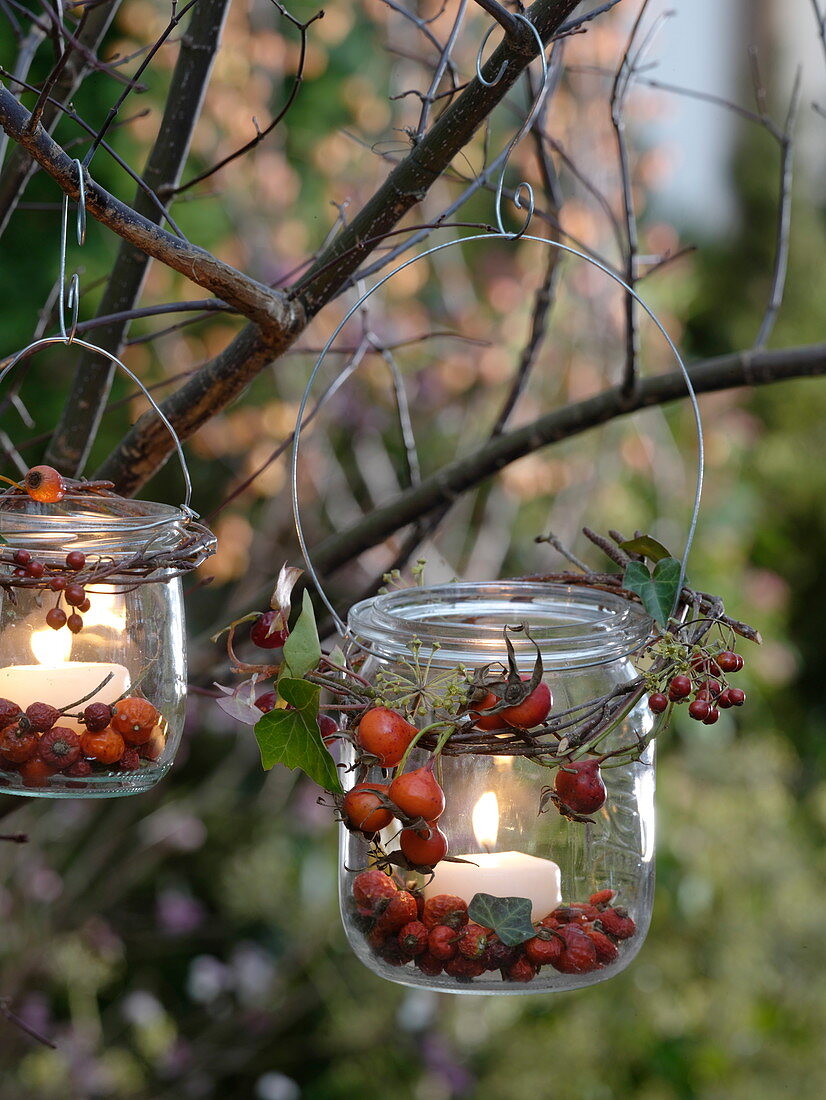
[291,231,704,635]
[0,336,195,513]
[58,159,86,344]
[476,23,510,87]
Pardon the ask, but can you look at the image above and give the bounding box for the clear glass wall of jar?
[341,582,656,994]
[0,495,194,797]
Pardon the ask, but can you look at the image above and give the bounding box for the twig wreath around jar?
[212,20,760,993]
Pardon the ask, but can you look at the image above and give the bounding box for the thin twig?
[169,4,325,196]
[754,70,801,350]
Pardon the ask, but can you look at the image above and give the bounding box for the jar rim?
[348,581,653,668]
[0,495,187,555]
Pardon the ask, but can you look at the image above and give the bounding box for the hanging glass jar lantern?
[0,486,214,796]
[339,581,656,993]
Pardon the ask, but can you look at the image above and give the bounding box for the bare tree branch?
[0,87,299,331]
[45,0,234,476]
[311,342,826,575]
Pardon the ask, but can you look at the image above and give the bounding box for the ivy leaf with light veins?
[254,677,342,793]
[467,894,536,946]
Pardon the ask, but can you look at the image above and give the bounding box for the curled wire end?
[501,180,535,240]
[476,24,510,87]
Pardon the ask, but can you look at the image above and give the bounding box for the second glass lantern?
[340,581,657,993]
[0,491,214,797]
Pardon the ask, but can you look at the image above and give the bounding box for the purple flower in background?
[156,888,207,935]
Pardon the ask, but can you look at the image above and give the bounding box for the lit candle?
[424,791,562,922]
[0,623,130,734]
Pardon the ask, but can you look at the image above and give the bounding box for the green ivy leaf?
[619,535,672,563]
[254,677,342,793]
[279,590,321,681]
[467,894,536,946]
[623,556,682,627]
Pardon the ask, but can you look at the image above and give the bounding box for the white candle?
[424,792,562,922]
[0,625,130,733]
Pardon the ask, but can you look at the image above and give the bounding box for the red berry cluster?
[351,872,636,984]
[648,650,746,725]
[7,543,95,636]
[0,695,166,788]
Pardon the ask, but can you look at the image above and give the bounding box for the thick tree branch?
[0,86,298,332]
[311,342,826,574]
[89,0,583,494]
[45,0,233,476]
[291,0,581,314]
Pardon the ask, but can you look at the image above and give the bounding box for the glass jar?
[341,581,656,994]
[0,495,203,797]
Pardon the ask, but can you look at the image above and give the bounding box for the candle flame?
[31,626,72,665]
[472,791,499,850]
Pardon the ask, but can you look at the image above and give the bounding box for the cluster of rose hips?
[0,695,165,787]
[341,707,449,866]
[351,870,636,983]
[648,650,746,726]
[8,547,93,635]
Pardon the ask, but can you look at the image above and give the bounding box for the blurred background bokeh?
[1,1,825,1096]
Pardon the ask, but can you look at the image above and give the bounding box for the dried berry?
[585,927,620,963]
[12,550,31,566]
[399,823,448,867]
[598,907,636,940]
[0,722,38,763]
[83,702,113,732]
[381,890,418,931]
[422,894,468,931]
[388,762,445,821]
[67,613,83,634]
[554,758,607,816]
[250,610,288,650]
[415,952,444,977]
[0,698,23,727]
[80,728,126,765]
[356,707,417,767]
[589,888,615,907]
[483,937,519,971]
[64,760,93,778]
[19,758,56,787]
[23,465,65,504]
[648,692,668,714]
[111,697,159,744]
[341,783,393,835]
[38,727,81,769]
[504,956,537,983]
[118,748,141,771]
[552,926,600,973]
[65,584,86,607]
[427,925,459,961]
[457,922,489,960]
[46,607,67,630]
[397,921,429,958]
[65,551,86,571]
[444,955,486,980]
[352,869,397,915]
[25,702,61,733]
[524,932,563,966]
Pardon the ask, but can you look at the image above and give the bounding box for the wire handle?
[290,18,704,633]
[1,163,196,514]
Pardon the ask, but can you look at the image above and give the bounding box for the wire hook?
[58,159,86,344]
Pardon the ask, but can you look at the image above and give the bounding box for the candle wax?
[424,850,562,923]
[0,662,131,734]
